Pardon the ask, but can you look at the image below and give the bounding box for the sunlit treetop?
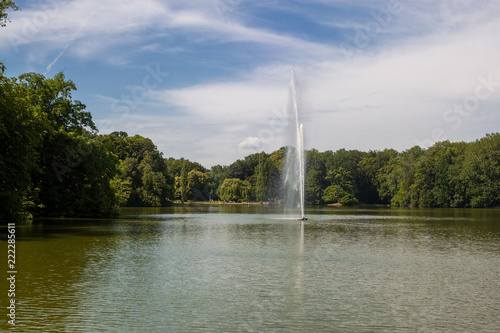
[0,0,19,27]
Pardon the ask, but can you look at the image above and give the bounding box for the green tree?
[269,147,286,199]
[390,146,425,207]
[1,69,118,220]
[254,152,273,202]
[461,133,500,207]
[165,157,207,178]
[167,158,208,202]
[322,167,358,205]
[137,151,170,206]
[208,164,227,201]
[0,66,43,221]
[34,132,118,217]
[110,177,132,206]
[226,154,260,181]
[100,133,173,206]
[0,0,18,27]
[17,72,96,133]
[409,141,459,207]
[179,161,188,203]
[305,149,326,204]
[358,149,398,204]
[218,178,251,202]
[447,142,467,207]
[376,156,401,203]
[187,169,210,201]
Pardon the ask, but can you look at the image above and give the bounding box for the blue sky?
[2,0,500,167]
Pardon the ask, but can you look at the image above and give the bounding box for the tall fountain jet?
[284,69,307,221]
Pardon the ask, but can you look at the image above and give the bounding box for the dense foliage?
[160,136,500,208]
[0,0,18,27]
[0,68,119,221]
[207,136,500,208]
[2,59,500,223]
[99,132,173,207]
[1,3,499,221]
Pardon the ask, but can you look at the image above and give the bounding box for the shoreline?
[171,201,281,206]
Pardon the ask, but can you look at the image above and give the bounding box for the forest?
[1,65,500,223]
[2,2,499,223]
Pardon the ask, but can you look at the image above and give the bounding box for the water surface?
[1,206,499,332]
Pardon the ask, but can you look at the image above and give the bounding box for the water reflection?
[1,207,499,332]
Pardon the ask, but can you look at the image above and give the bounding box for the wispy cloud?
[3,0,500,167]
[144,1,500,164]
[1,0,338,66]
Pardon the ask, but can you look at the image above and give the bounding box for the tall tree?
[390,146,425,207]
[35,132,118,217]
[0,66,43,221]
[21,72,117,217]
[322,167,358,205]
[269,147,286,199]
[218,178,251,202]
[254,152,273,202]
[101,133,173,206]
[305,149,326,204]
[208,164,226,201]
[187,169,210,201]
[461,133,500,207]
[179,160,188,203]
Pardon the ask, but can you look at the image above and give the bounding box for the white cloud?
[143,2,500,164]
[0,0,338,66]
[238,136,263,151]
[152,80,287,124]
[4,0,500,167]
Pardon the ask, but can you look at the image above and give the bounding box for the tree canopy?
[0,0,18,27]
[1,7,499,221]
[2,59,499,223]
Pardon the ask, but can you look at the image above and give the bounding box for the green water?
[1,206,500,332]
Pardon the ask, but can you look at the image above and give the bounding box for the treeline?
[301,137,500,208]
[189,134,500,209]
[2,69,500,222]
[0,69,117,221]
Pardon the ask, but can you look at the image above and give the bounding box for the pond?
[2,206,500,332]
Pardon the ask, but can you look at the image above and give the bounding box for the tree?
[218,178,251,202]
[138,151,170,206]
[461,133,500,207]
[165,157,207,177]
[390,146,425,207]
[0,0,18,27]
[179,161,188,203]
[447,142,467,207]
[110,177,132,207]
[269,147,286,199]
[254,152,273,202]
[100,133,174,207]
[322,167,358,205]
[0,65,43,221]
[32,130,118,217]
[305,149,326,204]
[376,156,401,204]
[166,157,210,202]
[409,141,459,207]
[1,69,119,221]
[187,169,210,201]
[358,149,398,204]
[208,164,226,201]
[225,154,260,181]
[16,72,96,133]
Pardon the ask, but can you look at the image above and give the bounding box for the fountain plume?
[284,69,306,220]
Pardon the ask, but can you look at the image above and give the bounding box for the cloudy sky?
[2,0,499,167]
